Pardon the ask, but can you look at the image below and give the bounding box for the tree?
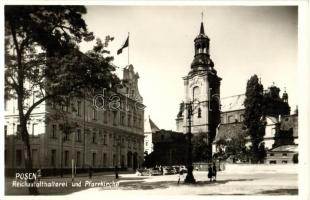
[5,6,118,194]
[192,132,209,162]
[244,75,266,163]
[213,130,250,163]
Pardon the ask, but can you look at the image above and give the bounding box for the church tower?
[176,20,221,158]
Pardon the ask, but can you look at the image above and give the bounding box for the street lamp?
[184,100,202,184]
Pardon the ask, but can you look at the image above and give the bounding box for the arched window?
[193,86,200,101]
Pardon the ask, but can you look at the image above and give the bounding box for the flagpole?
[128,32,130,65]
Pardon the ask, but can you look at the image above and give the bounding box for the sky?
[80,6,298,131]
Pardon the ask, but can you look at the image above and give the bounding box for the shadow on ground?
[117,178,254,190]
[259,188,298,195]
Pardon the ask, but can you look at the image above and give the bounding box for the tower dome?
[190,22,214,72]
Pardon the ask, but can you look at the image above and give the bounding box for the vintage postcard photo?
[2,3,309,199]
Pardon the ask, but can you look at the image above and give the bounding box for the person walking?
[212,162,217,181]
[177,170,184,184]
[208,164,213,182]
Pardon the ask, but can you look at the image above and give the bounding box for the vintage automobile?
[149,168,162,176]
[172,166,180,174]
[163,166,175,175]
[136,168,151,176]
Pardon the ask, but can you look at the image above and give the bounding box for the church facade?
[176,21,221,159]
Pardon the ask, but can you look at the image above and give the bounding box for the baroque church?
[176,21,221,160]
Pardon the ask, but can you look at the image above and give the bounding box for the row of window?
[51,124,143,149]
[4,123,39,138]
[52,99,143,129]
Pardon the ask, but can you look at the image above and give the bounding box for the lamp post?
[184,100,201,184]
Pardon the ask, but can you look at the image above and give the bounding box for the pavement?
[5,164,298,196]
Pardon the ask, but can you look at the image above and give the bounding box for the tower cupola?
[191,21,215,72]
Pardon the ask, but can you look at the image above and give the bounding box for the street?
[6,164,297,196]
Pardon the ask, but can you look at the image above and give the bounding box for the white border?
[0,1,309,200]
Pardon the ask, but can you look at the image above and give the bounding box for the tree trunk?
[20,119,39,195]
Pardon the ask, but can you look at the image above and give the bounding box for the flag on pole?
[117,36,129,55]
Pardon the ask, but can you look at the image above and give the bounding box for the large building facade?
[176,21,221,149]
[5,64,145,174]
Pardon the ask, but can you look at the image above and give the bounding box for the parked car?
[172,166,180,174]
[136,168,151,176]
[163,166,175,175]
[150,168,162,176]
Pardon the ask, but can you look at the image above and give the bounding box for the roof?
[221,94,245,112]
[265,116,278,124]
[214,123,246,143]
[269,145,298,152]
[144,116,160,133]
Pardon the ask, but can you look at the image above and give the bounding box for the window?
[76,151,81,167]
[33,91,38,104]
[240,114,244,122]
[103,153,107,167]
[103,134,107,145]
[113,154,116,166]
[76,129,82,142]
[51,150,56,167]
[127,115,131,127]
[133,117,136,127]
[121,155,125,167]
[32,123,36,135]
[64,151,69,167]
[269,160,276,164]
[63,133,69,141]
[282,160,288,164]
[92,132,97,144]
[92,108,97,120]
[193,86,200,101]
[113,111,118,125]
[52,125,57,138]
[92,153,96,166]
[16,150,22,166]
[282,153,287,157]
[228,115,234,123]
[120,113,125,126]
[32,149,38,167]
[77,101,81,116]
[16,124,21,139]
[103,111,108,123]
[270,153,274,157]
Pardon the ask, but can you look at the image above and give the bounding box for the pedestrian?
[88,166,92,179]
[208,164,213,182]
[115,165,119,179]
[177,170,184,184]
[212,162,217,181]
